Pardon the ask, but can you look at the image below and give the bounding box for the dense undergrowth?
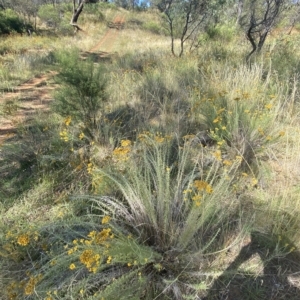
[1,5,300,300]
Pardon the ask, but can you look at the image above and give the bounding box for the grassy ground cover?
[0,5,300,299]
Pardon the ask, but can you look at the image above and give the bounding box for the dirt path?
[0,72,57,144]
[89,14,125,53]
[0,15,125,145]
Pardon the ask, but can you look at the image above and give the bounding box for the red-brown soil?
[0,72,57,144]
[89,14,125,53]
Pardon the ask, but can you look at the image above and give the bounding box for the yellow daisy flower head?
[102,215,111,224]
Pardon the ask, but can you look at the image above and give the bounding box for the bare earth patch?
[0,71,57,144]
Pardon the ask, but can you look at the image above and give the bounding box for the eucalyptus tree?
[156,0,227,57]
[239,0,288,61]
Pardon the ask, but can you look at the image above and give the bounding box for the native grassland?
[1,4,300,300]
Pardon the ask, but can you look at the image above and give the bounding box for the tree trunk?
[70,0,86,32]
[246,19,257,62]
[170,21,176,56]
[257,31,268,52]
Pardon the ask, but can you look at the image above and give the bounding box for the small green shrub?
[57,20,75,36]
[142,21,167,35]
[205,23,238,42]
[0,9,30,35]
[53,49,108,141]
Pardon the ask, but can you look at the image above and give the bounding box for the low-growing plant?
[0,111,96,207]
[204,23,238,43]
[53,49,108,141]
[195,93,281,170]
[142,21,167,35]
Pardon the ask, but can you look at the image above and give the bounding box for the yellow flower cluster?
[79,132,85,140]
[264,103,273,110]
[59,129,69,142]
[66,226,115,274]
[223,159,232,166]
[87,162,94,174]
[106,255,112,264]
[6,281,19,300]
[138,132,172,144]
[80,249,101,273]
[251,178,258,186]
[50,260,57,266]
[213,150,222,161]
[24,275,42,296]
[17,234,30,246]
[258,128,264,136]
[194,180,213,194]
[213,117,220,123]
[113,147,131,159]
[64,116,71,126]
[137,132,150,142]
[213,105,227,125]
[183,180,213,207]
[120,139,131,147]
[67,227,114,254]
[191,193,202,207]
[113,139,132,161]
[231,89,251,101]
[102,215,111,224]
[154,133,165,143]
[67,246,78,255]
[95,228,113,244]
